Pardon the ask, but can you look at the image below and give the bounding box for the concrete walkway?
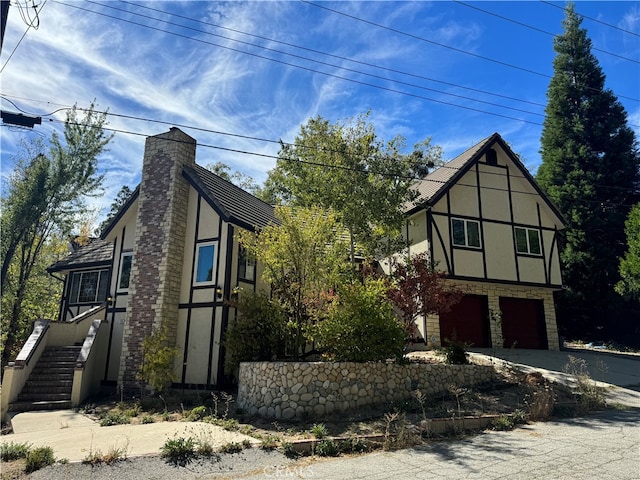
[2,410,257,462]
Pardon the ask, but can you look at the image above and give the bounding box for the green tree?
[266,112,442,264]
[0,103,112,363]
[223,292,287,375]
[236,205,350,358]
[536,4,640,341]
[314,278,406,362]
[98,185,133,235]
[205,161,260,194]
[616,202,640,301]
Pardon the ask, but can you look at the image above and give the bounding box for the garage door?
[439,295,490,347]
[499,297,548,349]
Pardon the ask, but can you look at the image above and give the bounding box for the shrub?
[442,339,468,365]
[99,412,130,426]
[491,415,514,431]
[260,434,280,450]
[223,292,287,374]
[219,442,243,454]
[25,446,55,473]
[279,441,299,459]
[310,423,328,439]
[0,441,31,461]
[161,436,196,466]
[315,279,406,362]
[186,405,207,421]
[314,439,339,457]
[137,321,180,394]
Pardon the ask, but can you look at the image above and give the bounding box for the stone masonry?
[118,128,196,392]
[237,361,495,419]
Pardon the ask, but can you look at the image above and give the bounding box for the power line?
[303,1,640,104]
[54,1,544,126]
[454,0,639,64]
[121,0,547,110]
[0,0,47,74]
[540,0,640,37]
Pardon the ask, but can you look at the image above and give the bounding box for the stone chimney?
[118,128,196,393]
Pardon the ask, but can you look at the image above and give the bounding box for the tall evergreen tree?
[536,4,640,342]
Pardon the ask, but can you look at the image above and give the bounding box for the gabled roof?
[183,164,278,231]
[406,132,567,226]
[48,239,113,273]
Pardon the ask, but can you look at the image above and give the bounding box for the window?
[69,270,109,304]
[238,245,255,281]
[515,227,542,255]
[118,253,133,291]
[452,219,481,248]
[195,242,216,284]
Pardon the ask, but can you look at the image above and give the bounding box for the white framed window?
[238,245,256,282]
[194,242,216,284]
[515,227,542,255]
[69,269,110,304]
[117,252,133,291]
[452,218,481,248]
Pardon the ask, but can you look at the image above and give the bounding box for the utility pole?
[1,0,10,55]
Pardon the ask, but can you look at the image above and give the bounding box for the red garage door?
[499,297,548,349]
[439,295,491,347]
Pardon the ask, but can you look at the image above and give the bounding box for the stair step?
[21,385,72,395]
[9,400,72,412]
[17,393,72,402]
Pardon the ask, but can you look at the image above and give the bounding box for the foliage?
[218,441,244,454]
[0,442,31,461]
[136,320,180,394]
[99,411,131,427]
[386,252,464,338]
[160,436,197,466]
[0,103,112,363]
[205,161,260,194]
[310,423,328,439]
[97,185,133,235]
[616,202,640,301]
[237,205,350,358]
[442,340,469,365]
[266,112,443,262]
[314,278,406,362]
[536,4,640,341]
[314,439,339,457]
[25,446,55,473]
[223,292,287,375]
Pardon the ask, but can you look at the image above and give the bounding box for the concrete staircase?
[9,346,82,413]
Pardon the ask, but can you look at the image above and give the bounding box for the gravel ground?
[28,449,299,480]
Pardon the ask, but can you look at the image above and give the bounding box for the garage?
[499,297,548,349]
[439,294,491,347]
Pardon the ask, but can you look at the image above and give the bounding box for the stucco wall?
[237,361,495,419]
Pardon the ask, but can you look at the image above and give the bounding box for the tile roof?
[406,133,495,212]
[48,239,113,273]
[183,164,278,230]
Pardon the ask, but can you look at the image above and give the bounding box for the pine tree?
[536,4,640,342]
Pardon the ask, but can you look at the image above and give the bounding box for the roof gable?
[48,239,113,273]
[407,133,566,226]
[183,164,277,231]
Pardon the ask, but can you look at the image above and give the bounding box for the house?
[388,132,566,350]
[1,128,275,419]
[1,129,564,420]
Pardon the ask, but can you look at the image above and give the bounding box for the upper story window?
[238,245,256,282]
[515,227,542,255]
[195,242,216,284]
[118,252,133,291]
[69,269,109,304]
[452,218,481,248]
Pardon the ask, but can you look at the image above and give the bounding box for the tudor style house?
[1,128,564,419]
[391,132,565,351]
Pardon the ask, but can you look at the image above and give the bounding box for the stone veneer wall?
[237,361,495,419]
[118,128,196,391]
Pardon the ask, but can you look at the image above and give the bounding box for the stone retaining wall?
[237,361,495,419]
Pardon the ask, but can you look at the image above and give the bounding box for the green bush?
[310,423,328,439]
[315,279,406,362]
[223,292,287,374]
[314,439,339,457]
[99,412,130,426]
[1,441,31,461]
[25,446,55,473]
[442,339,469,365]
[161,436,196,466]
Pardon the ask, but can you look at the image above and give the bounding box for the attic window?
[486,149,498,166]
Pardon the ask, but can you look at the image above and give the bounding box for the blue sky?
[1,1,638,225]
